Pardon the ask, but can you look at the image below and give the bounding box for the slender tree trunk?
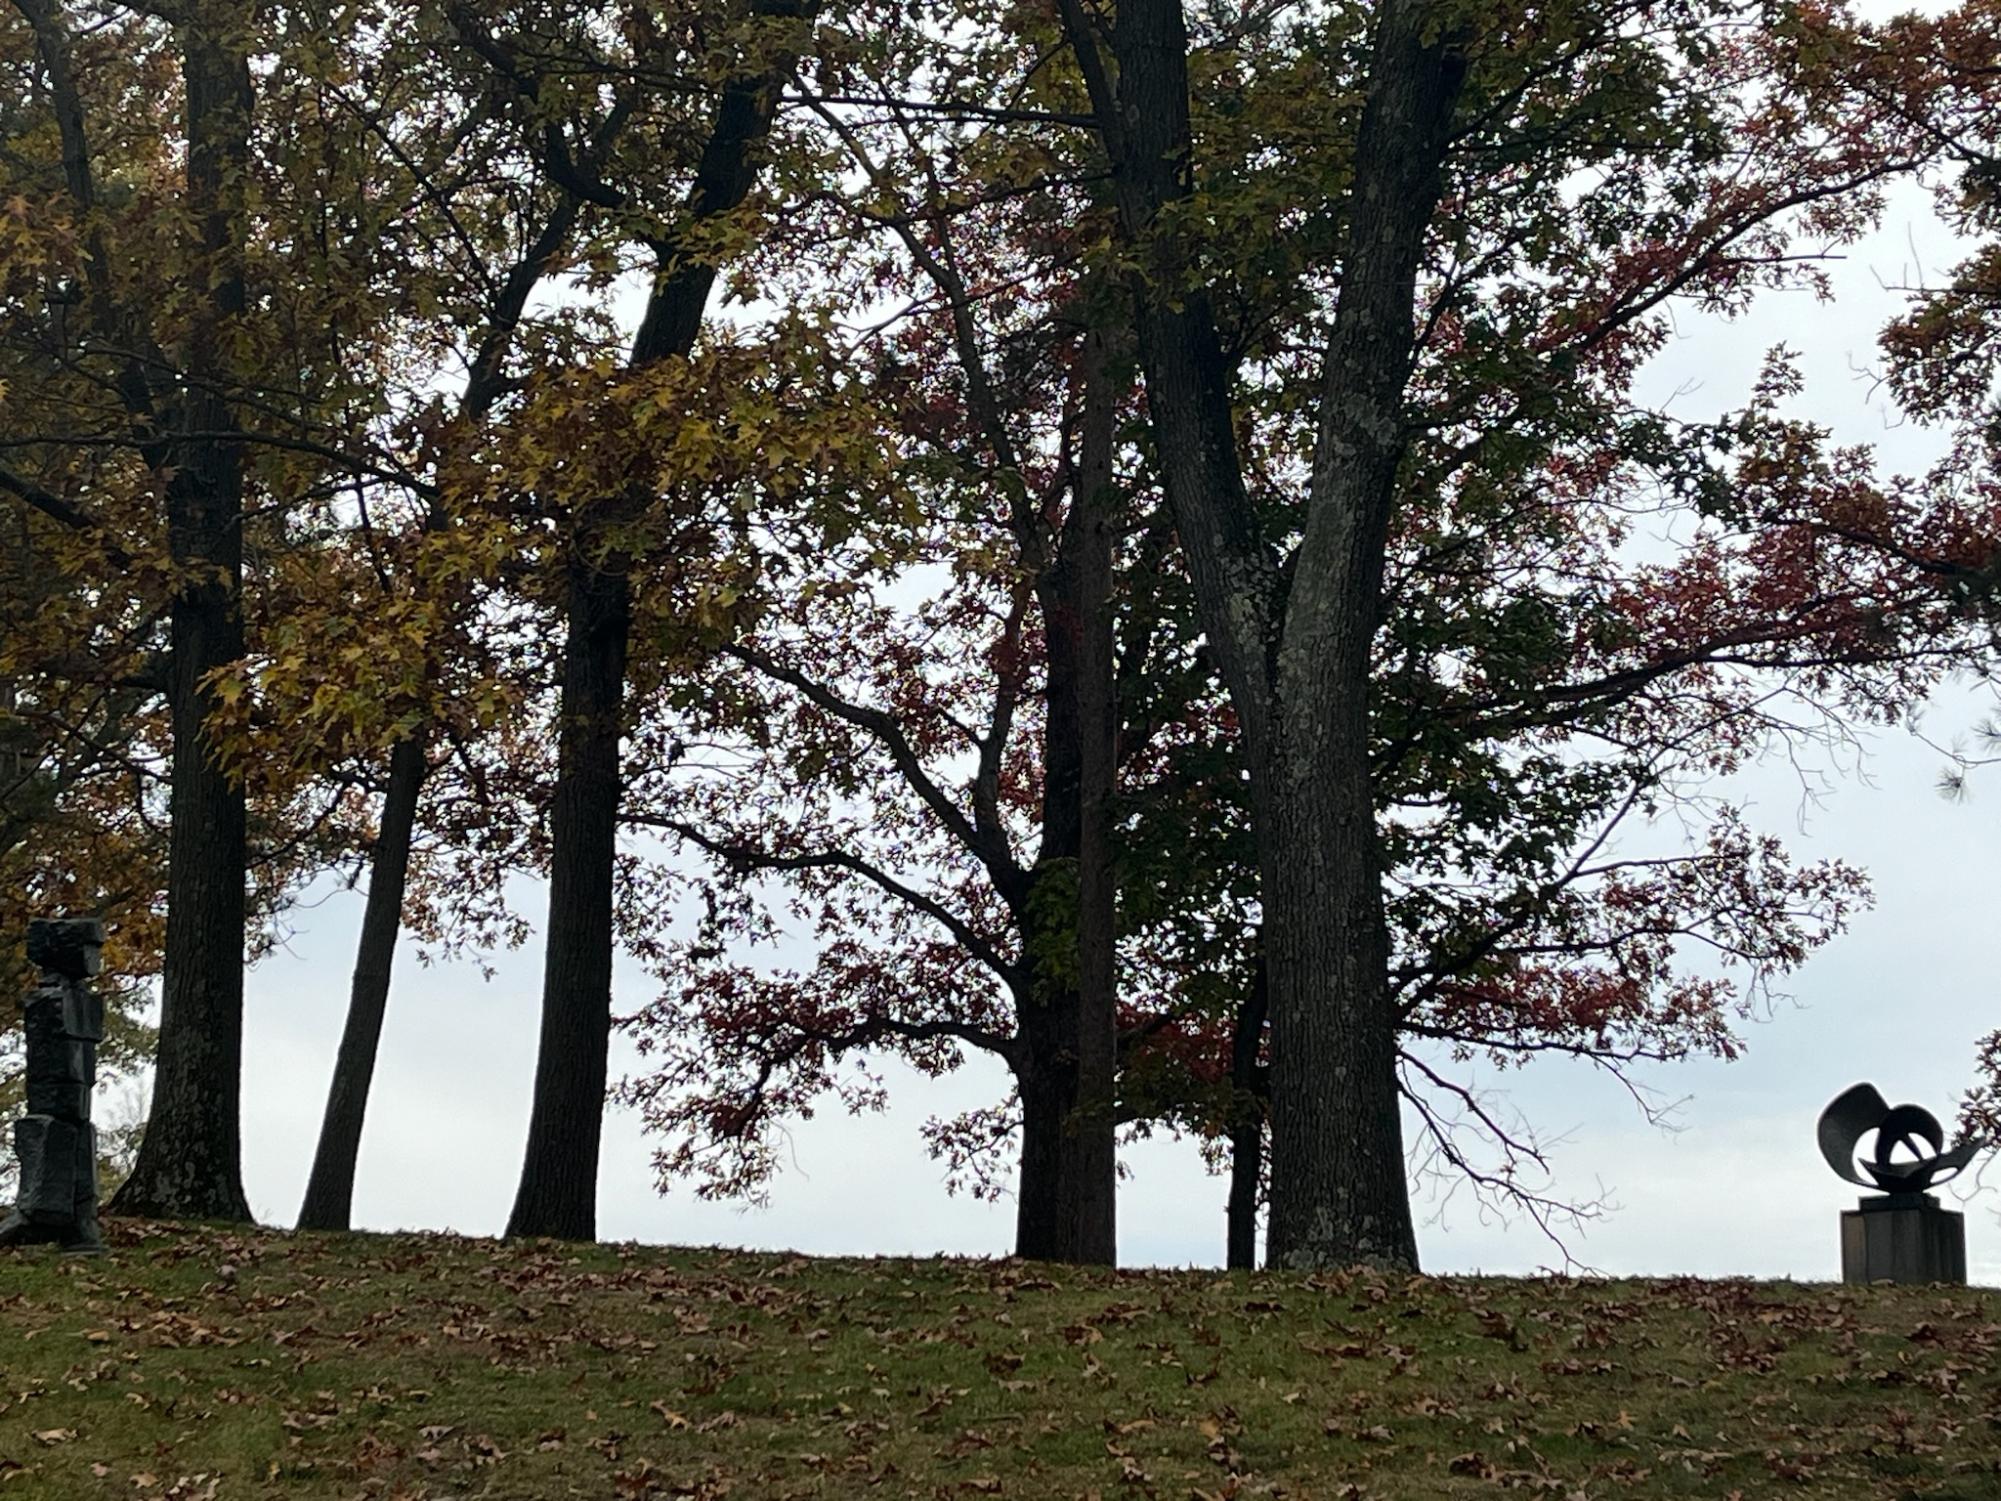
[1069,336,1119,1265]
[1014,338,1121,1265]
[294,188,581,1232]
[296,733,427,1231]
[501,0,803,1244]
[507,557,630,1240]
[108,4,253,1223]
[1225,956,1267,1270]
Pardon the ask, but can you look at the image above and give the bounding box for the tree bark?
[506,558,631,1240]
[1060,0,1465,1269]
[296,733,426,1231]
[108,4,254,1223]
[1225,956,1267,1270]
[1012,1052,1076,1260]
[1013,337,1121,1265]
[1260,0,1464,1270]
[1068,338,1119,1265]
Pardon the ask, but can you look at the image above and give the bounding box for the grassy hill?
[0,1222,1997,1499]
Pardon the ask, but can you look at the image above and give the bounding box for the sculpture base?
[1840,1194,1967,1285]
[0,1207,103,1254]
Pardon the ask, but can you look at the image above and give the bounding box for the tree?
[292,6,590,1233]
[0,0,271,1219]
[1847,0,2001,1144]
[612,9,1288,1262]
[1047,0,2001,1267]
[608,101,1231,1260]
[3,0,506,1220]
[622,0,2001,1271]
[428,0,832,1244]
[618,335,1145,1260]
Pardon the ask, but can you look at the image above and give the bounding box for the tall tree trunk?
[1069,337,1119,1265]
[296,193,579,1233]
[501,0,804,1244]
[1015,337,1121,1265]
[1258,684,1414,1267]
[1225,956,1267,1270]
[1060,0,1463,1270]
[296,733,426,1231]
[108,4,253,1223]
[1259,0,1463,1269]
[506,558,630,1240]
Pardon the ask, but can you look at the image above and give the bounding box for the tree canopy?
[1,0,1996,1266]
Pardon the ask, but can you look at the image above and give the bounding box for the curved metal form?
[1818,1081,1985,1195]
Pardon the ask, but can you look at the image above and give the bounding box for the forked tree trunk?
[296,732,426,1231]
[1060,0,1464,1271]
[506,558,631,1240]
[108,4,253,1224]
[1258,0,1463,1267]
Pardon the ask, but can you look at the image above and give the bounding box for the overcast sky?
[179,159,2000,1281]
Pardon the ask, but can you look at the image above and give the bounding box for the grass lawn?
[0,1221,1997,1499]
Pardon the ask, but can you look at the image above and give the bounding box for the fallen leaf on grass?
[1322,1418,1392,1443]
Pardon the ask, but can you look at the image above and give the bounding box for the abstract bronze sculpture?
[1818,1082,1984,1285]
[0,918,106,1254]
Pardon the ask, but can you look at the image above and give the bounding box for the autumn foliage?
[0,0,1997,1263]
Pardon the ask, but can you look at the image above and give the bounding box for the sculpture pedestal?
[1840,1194,1966,1285]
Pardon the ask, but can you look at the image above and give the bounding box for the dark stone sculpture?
[1818,1082,1984,1285]
[0,918,106,1253]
